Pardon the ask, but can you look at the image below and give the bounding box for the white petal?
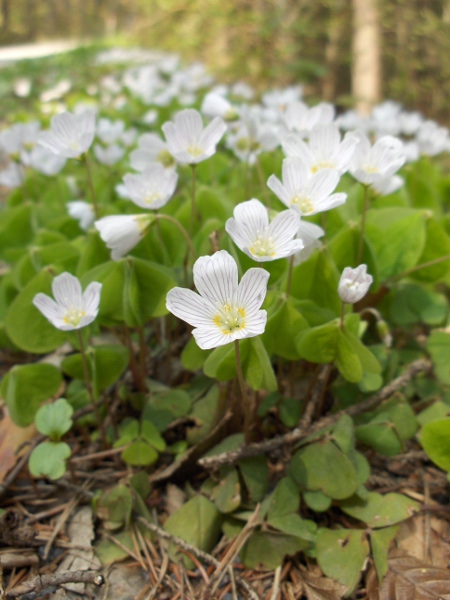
[193,250,239,304]
[166,287,215,328]
[234,268,270,315]
[82,282,102,315]
[233,199,269,234]
[52,273,83,310]
[192,326,233,349]
[268,209,300,244]
[199,116,227,152]
[33,293,65,328]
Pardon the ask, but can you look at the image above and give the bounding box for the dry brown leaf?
[367,549,450,600]
[297,564,348,600]
[0,411,36,483]
[397,514,450,568]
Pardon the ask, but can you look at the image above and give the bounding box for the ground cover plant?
[1,45,450,599]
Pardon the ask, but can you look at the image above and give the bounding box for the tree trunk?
[351,0,381,115]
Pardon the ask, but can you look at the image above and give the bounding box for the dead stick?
[198,358,432,469]
[6,571,104,598]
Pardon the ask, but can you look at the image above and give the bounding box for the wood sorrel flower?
[122,164,178,210]
[37,110,96,159]
[33,272,101,331]
[267,157,346,216]
[338,264,373,304]
[225,199,304,262]
[161,108,226,165]
[166,250,269,349]
[95,214,154,261]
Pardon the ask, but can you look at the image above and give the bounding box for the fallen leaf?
[397,514,450,568]
[298,564,349,600]
[366,549,450,600]
[0,411,36,483]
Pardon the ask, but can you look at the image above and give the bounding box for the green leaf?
[35,398,73,440]
[411,218,450,282]
[29,441,71,480]
[141,420,166,452]
[2,363,63,427]
[290,248,341,314]
[238,456,269,502]
[296,321,339,363]
[143,389,192,432]
[289,440,358,500]
[371,526,399,583]
[262,299,309,360]
[427,331,450,385]
[0,203,34,259]
[241,531,309,569]
[164,495,223,567]
[96,484,133,530]
[5,268,66,353]
[61,344,130,391]
[211,468,241,513]
[268,477,300,520]
[316,528,370,593]
[365,209,426,281]
[302,490,332,512]
[121,440,159,466]
[268,514,316,542]
[340,492,419,528]
[336,328,363,382]
[81,261,126,324]
[181,336,211,371]
[420,418,450,471]
[245,337,277,392]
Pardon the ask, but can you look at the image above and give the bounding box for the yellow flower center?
[157,149,175,168]
[311,160,334,173]
[291,195,314,214]
[213,303,246,334]
[187,145,203,158]
[249,234,276,258]
[63,307,86,326]
[362,164,379,174]
[144,191,162,205]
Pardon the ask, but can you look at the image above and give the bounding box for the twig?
[137,516,259,600]
[198,358,432,469]
[5,570,104,598]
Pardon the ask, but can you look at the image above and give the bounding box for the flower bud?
[338,264,373,304]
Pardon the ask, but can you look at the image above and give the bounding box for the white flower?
[226,108,280,165]
[282,123,357,175]
[96,118,125,144]
[0,163,24,188]
[25,146,67,176]
[33,272,101,331]
[166,250,269,349]
[95,214,154,261]
[281,101,334,139]
[67,201,95,231]
[371,175,404,196]
[416,120,449,157]
[123,164,178,210]
[162,108,226,165]
[93,143,125,166]
[129,133,175,171]
[226,199,304,262]
[37,110,96,159]
[267,157,346,216]
[338,265,373,304]
[348,131,405,185]
[201,92,239,120]
[294,220,325,266]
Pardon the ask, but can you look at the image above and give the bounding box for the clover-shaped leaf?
[35,398,73,441]
[29,441,71,480]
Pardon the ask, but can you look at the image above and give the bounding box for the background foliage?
[1,0,450,123]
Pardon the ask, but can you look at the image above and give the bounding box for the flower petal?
[234,267,269,315]
[52,272,83,310]
[166,287,215,328]
[193,250,238,305]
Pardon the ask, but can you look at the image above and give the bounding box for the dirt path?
[0,40,79,64]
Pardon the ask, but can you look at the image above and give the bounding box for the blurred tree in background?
[1,0,449,123]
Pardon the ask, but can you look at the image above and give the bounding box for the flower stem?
[190,164,197,236]
[340,301,346,330]
[77,329,106,445]
[386,253,450,283]
[83,152,100,219]
[285,255,295,300]
[234,339,252,444]
[356,184,369,265]
[156,214,197,262]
